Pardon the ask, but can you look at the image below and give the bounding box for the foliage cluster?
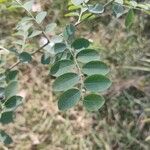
[0,0,150,146]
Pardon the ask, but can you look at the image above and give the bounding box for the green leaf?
[71,0,85,6]
[50,60,75,77]
[0,130,13,145]
[45,23,57,33]
[125,9,135,29]
[114,0,123,4]
[113,3,124,18]
[58,88,81,111]
[65,12,79,17]
[19,52,32,63]
[68,5,81,11]
[63,24,76,41]
[28,30,42,38]
[76,49,100,63]
[54,43,66,54]
[129,1,137,8]
[4,96,22,110]
[6,70,18,83]
[83,94,105,111]
[82,61,109,75]
[81,13,95,20]
[41,54,51,65]
[88,4,104,14]
[0,87,4,98]
[84,75,111,92]
[72,38,90,49]
[0,111,14,124]
[53,73,79,91]
[36,11,47,24]
[0,73,5,81]
[23,0,34,11]
[5,81,18,99]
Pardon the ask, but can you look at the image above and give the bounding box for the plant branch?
[75,0,114,26]
[8,42,49,70]
[65,42,85,99]
[8,0,123,71]
[15,0,50,42]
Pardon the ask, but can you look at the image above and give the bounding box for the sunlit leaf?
[36,11,47,24]
[23,0,34,11]
[88,4,104,14]
[45,23,57,33]
[71,0,85,6]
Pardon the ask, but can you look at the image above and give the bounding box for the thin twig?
[8,42,49,70]
[75,0,113,26]
[15,0,50,42]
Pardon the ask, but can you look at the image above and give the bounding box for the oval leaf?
[41,54,51,65]
[36,11,47,24]
[53,73,79,91]
[72,38,90,49]
[50,60,75,77]
[0,111,14,124]
[0,130,13,145]
[63,24,76,41]
[84,75,112,92]
[88,4,104,14]
[76,49,100,63]
[19,52,32,63]
[0,87,5,99]
[71,0,85,6]
[5,81,18,99]
[58,88,81,111]
[82,61,109,75]
[125,9,135,29]
[54,42,66,54]
[0,74,5,81]
[6,70,18,83]
[83,94,105,111]
[113,3,124,18]
[45,23,57,33]
[23,0,34,11]
[4,96,23,110]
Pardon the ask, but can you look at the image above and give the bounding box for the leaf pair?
[57,89,105,111]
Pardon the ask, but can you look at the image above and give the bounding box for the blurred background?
[0,0,150,149]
